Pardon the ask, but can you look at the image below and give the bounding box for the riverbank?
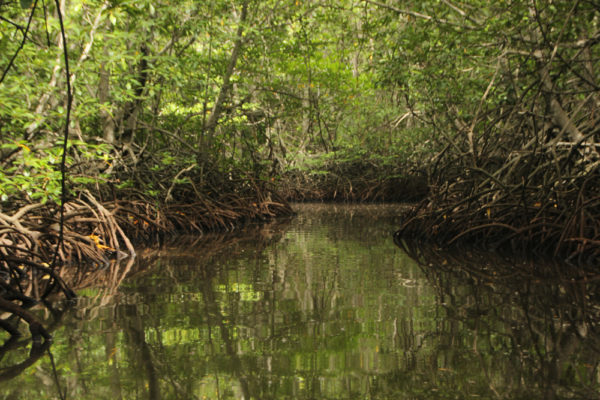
[0,169,293,340]
[394,157,600,268]
[278,150,429,202]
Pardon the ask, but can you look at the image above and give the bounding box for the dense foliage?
[2,0,597,204]
[0,0,434,204]
[388,0,600,262]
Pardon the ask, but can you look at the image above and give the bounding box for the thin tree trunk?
[26,0,107,138]
[203,1,249,141]
[98,59,115,144]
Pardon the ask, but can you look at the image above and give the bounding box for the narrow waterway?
[1,204,598,399]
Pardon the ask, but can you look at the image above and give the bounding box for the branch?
[70,1,110,87]
[138,121,200,155]
[27,1,109,137]
[364,0,467,28]
[0,0,38,85]
[165,164,196,203]
[50,0,72,270]
[441,0,482,26]
[467,60,501,162]
[0,15,26,32]
[0,297,51,340]
[204,1,249,137]
[0,203,44,240]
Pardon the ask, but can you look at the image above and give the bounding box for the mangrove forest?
[1,0,600,398]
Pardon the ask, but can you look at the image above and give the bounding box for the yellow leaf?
[533,202,541,208]
[486,208,491,218]
[97,243,114,251]
[89,234,101,245]
[108,346,118,360]
[41,274,51,280]
[17,142,30,152]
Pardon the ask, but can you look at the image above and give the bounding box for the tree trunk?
[203,1,249,141]
[98,60,115,144]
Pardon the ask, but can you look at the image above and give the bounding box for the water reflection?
[0,204,598,399]
[398,241,600,400]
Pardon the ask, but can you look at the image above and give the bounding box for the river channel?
[1,203,599,399]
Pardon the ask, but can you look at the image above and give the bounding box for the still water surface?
[1,204,599,399]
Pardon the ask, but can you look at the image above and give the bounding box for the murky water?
[1,204,599,399]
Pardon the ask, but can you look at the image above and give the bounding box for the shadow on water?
[0,204,599,399]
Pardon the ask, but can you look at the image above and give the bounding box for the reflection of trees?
[122,303,160,400]
[0,217,300,398]
[0,254,146,398]
[0,297,70,397]
[107,220,291,399]
[397,242,600,399]
[104,328,123,400]
[201,277,251,399]
[12,206,594,399]
[106,213,369,399]
[0,338,52,382]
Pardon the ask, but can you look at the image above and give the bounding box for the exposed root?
[395,151,600,267]
[394,5,600,270]
[279,159,428,202]
[0,175,293,342]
